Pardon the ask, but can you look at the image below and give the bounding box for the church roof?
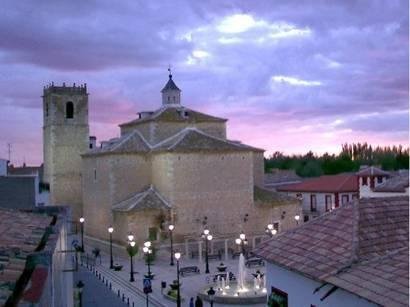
[152,127,264,153]
[161,75,180,92]
[119,106,227,127]
[112,186,170,212]
[83,130,151,156]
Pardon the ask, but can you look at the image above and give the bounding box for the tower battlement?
[43,82,87,95]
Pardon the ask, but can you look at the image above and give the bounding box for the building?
[0,206,73,307]
[253,196,409,307]
[42,83,90,220]
[357,166,408,198]
[0,164,49,209]
[40,73,300,247]
[277,174,358,222]
[0,158,7,176]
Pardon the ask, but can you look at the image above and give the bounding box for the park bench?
[245,257,264,267]
[180,266,200,277]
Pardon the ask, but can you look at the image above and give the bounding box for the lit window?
[66,101,74,118]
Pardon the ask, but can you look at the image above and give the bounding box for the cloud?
[271,75,322,87]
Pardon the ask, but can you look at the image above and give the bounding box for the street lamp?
[236,232,247,255]
[265,224,277,237]
[127,233,134,242]
[143,241,153,279]
[174,252,181,307]
[169,224,175,266]
[76,280,84,307]
[108,226,114,269]
[126,241,137,282]
[203,229,212,274]
[79,217,85,252]
[207,286,216,307]
[294,215,300,225]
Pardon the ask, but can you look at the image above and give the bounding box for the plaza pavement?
[80,243,266,307]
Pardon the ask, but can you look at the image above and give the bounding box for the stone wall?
[43,89,89,220]
[252,152,265,187]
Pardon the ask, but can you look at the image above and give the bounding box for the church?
[42,73,300,246]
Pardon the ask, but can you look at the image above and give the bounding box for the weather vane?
[168,64,172,78]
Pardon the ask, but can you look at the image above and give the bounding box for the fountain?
[198,253,267,304]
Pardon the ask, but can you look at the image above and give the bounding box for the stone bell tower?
[43,82,89,219]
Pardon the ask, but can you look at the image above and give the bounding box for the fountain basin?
[198,283,267,305]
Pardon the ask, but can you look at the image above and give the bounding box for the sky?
[0,0,408,165]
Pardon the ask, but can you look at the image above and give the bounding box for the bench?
[245,257,264,267]
[180,266,200,277]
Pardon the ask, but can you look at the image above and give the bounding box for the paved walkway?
[74,266,127,307]
[79,244,266,307]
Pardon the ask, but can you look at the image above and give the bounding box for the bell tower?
[43,82,89,219]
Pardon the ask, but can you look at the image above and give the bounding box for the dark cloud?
[0,0,407,164]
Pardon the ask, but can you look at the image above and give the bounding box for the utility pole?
[7,143,11,162]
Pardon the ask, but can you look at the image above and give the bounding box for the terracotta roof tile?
[253,196,409,307]
[277,174,358,193]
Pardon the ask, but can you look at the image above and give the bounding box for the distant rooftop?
[254,196,409,307]
[356,165,390,177]
[373,171,409,193]
[277,174,358,193]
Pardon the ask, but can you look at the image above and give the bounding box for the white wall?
[266,263,377,307]
[0,159,7,176]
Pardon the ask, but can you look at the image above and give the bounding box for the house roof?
[112,186,170,212]
[277,174,358,193]
[373,171,409,193]
[254,186,299,206]
[264,169,302,188]
[253,196,409,307]
[356,166,390,177]
[0,208,52,305]
[152,127,264,153]
[119,106,227,127]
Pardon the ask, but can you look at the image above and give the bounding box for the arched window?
[66,101,74,119]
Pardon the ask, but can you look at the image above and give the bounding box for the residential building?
[0,206,73,307]
[277,174,358,222]
[358,166,408,198]
[254,196,409,307]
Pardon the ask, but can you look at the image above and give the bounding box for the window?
[46,103,49,117]
[325,195,332,212]
[89,143,93,149]
[342,195,349,204]
[362,176,368,186]
[352,193,358,200]
[268,286,288,307]
[377,176,383,184]
[148,227,158,241]
[273,222,280,232]
[173,96,176,102]
[66,101,74,118]
[310,194,317,212]
[93,169,97,181]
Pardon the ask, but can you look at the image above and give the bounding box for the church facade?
[43,74,301,246]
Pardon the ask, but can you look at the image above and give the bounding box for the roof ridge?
[110,131,137,151]
[151,127,191,148]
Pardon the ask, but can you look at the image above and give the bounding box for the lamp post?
[174,252,181,307]
[207,286,216,307]
[127,240,137,282]
[108,226,114,269]
[76,280,84,307]
[235,232,247,255]
[79,217,85,252]
[169,224,174,266]
[143,241,153,279]
[203,229,212,274]
[294,215,300,225]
